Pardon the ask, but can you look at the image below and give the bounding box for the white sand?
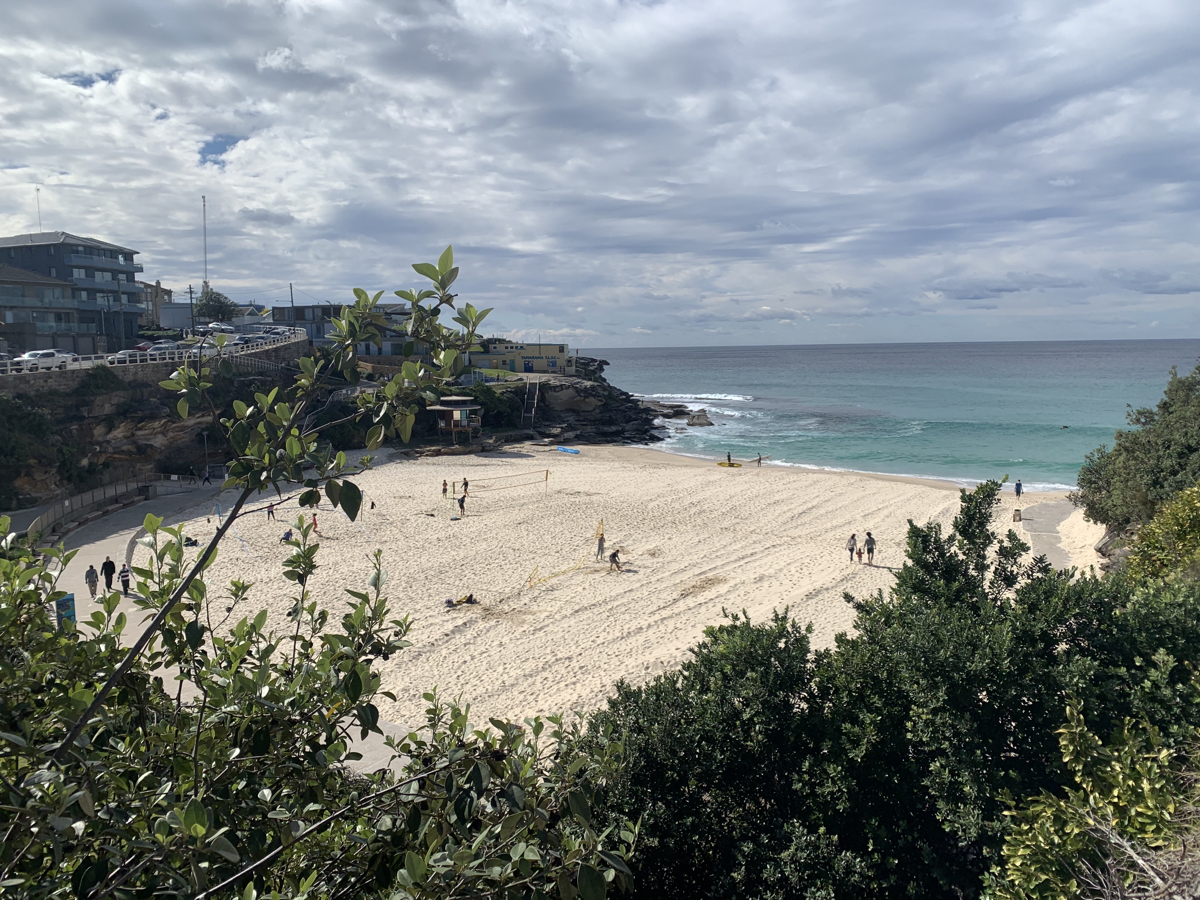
[1058,508,1107,573]
[149,446,980,725]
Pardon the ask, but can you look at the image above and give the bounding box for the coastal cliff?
[530,356,662,443]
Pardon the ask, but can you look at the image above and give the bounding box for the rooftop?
[0,263,77,288]
[0,231,138,254]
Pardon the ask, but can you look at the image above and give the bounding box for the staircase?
[521,376,540,429]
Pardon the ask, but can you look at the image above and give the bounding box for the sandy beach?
[141,446,1095,725]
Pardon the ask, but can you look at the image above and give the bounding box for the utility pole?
[202,195,208,290]
[34,184,42,232]
[188,284,195,332]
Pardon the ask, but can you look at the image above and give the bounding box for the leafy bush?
[463,383,523,428]
[985,704,1193,900]
[582,482,1200,899]
[1127,479,1200,580]
[72,363,129,397]
[1072,362,1200,531]
[0,394,56,509]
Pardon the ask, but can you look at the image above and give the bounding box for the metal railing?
[0,330,307,375]
[19,473,203,540]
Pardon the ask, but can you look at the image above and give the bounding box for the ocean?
[584,340,1200,491]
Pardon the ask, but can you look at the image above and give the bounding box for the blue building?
[0,232,146,352]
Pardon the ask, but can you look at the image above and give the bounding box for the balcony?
[65,253,138,272]
[35,322,95,334]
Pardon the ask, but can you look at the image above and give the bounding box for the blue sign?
[55,593,76,630]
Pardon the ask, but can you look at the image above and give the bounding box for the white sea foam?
[639,392,754,402]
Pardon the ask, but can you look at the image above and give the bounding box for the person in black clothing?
[457,494,466,516]
[100,556,117,591]
[186,466,198,484]
[267,502,276,521]
[1015,479,1023,500]
[609,549,622,572]
[201,468,212,485]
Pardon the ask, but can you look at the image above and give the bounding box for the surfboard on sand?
[718,462,742,468]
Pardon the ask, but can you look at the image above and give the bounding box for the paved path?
[55,486,407,773]
[1019,497,1078,570]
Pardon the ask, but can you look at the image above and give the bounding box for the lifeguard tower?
[428,396,483,445]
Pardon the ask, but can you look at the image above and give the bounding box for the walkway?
[54,485,407,773]
[1019,497,1078,570]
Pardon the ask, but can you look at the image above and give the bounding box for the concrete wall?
[0,337,309,397]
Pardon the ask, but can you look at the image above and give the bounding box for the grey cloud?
[0,0,1197,345]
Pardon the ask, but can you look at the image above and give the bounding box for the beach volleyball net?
[454,470,549,495]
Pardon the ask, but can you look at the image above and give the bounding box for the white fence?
[0,330,307,376]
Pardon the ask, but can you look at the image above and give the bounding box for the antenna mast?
[34,184,43,232]
[202,195,209,290]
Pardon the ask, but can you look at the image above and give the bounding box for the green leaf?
[438,245,454,274]
[185,620,204,650]
[567,791,592,825]
[405,850,427,883]
[578,864,606,900]
[412,262,440,282]
[219,359,234,378]
[176,398,189,419]
[340,481,362,522]
[210,835,240,862]
[325,480,342,509]
[183,798,207,837]
[346,668,363,703]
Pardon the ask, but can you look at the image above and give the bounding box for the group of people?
[83,555,133,599]
[845,532,877,565]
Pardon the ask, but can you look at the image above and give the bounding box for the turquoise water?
[585,340,1200,490]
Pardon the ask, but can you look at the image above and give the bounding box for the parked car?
[18,349,79,371]
[132,341,155,352]
[149,341,182,354]
[106,349,145,365]
[206,322,237,334]
[0,352,25,373]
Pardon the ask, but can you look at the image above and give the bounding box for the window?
[95,271,113,282]
[49,268,56,278]
[72,268,86,279]
[49,246,55,256]
[73,290,87,301]
[558,346,564,353]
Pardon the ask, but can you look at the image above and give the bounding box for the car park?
[18,349,79,371]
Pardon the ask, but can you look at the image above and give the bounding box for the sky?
[1,0,1199,348]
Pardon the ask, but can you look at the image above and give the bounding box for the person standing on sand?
[846,534,857,563]
[84,564,99,599]
[596,534,605,561]
[101,556,116,591]
[266,502,276,521]
[865,532,876,565]
[442,479,448,499]
[457,494,466,516]
[756,453,762,466]
[311,512,321,536]
[462,478,469,496]
[1015,479,1023,500]
[609,549,622,572]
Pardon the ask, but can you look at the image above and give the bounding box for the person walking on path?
[442,480,448,499]
[101,556,116,591]
[266,502,276,522]
[187,466,198,484]
[201,468,212,485]
[457,494,466,516]
[84,564,99,599]
[846,534,857,563]
[609,549,622,572]
[865,532,876,565]
[596,534,605,562]
[119,563,132,596]
[1015,479,1023,500]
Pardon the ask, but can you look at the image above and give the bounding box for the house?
[0,264,101,355]
[0,232,146,351]
[272,301,417,354]
[135,279,173,325]
[476,338,574,374]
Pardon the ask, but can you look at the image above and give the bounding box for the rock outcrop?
[530,357,662,443]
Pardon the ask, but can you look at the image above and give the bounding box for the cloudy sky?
[2,0,1198,347]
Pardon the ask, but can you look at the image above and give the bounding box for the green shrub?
[1127,480,1200,580]
[72,363,129,397]
[1072,362,1200,530]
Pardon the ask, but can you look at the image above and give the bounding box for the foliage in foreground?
[580,481,1200,899]
[985,705,1196,900]
[1072,361,1200,531]
[0,247,635,898]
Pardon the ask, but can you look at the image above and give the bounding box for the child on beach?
[856,547,864,564]
[442,480,448,499]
